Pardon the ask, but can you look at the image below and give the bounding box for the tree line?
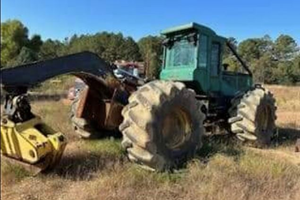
[1,19,299,85]
[1,19,162,78]
[224,36,300,84]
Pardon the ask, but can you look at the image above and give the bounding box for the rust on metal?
[76,87,123,131]
[76,87,89,118]
[104,102,123,129]
[103,89,124,129]
[296,139,300,152]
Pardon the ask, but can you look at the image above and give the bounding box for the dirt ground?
[1,85,299,200]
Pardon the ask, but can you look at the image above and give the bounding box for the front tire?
[119,81,205,171]
[228,86,277,146]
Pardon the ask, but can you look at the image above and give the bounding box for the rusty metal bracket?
[75,87,124,131]
[296,139,300,153]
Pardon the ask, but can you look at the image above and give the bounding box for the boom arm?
[0,51,118,95]
[0,52,123,122]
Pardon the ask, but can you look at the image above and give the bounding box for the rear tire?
[228,86,277,146]
[120,80,205,171]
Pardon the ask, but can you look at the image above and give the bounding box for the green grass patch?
[198,136,244,161]
[127,164,184,184]
[82,139,125,156]
[238,150,299,179]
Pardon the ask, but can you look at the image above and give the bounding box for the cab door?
[209,41,221,93]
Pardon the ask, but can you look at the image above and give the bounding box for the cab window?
[166,38,196,68]
[211,43,220,76]
[198,34,208,68]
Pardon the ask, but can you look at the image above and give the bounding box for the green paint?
[160,22,252,97]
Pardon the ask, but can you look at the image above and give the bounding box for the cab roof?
[161,22,226,40]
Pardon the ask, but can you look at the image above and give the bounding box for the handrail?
[226,41,252,76]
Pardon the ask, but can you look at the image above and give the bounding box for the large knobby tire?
[228,86,277,146]
[70,88,95,139]
[119,80,205,171]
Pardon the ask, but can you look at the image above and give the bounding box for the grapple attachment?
[0,94,67,175]
[1,116,67,175]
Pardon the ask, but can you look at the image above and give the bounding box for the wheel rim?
[162,107,192,149]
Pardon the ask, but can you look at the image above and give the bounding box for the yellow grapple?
[1,116,67,174]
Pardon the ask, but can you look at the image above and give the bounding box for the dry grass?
[31,75,75,94]
[1,85,300,200]
[31,101,77,140]
[266,85,300,112]
[265,85,300,152]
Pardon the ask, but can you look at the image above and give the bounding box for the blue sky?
[1,0,300,44]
